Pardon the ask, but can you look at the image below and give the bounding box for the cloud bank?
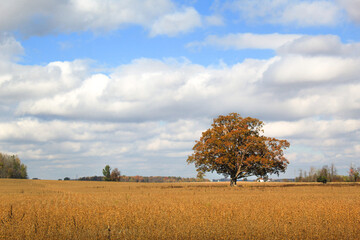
[1,32,360,178]
[188,33,302,50]
[0,0,203,37]
[1,1,359,180]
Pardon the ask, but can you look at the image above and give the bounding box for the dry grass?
[1,179,360,239]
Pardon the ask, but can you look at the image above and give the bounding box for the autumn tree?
[0,153,28,179]
[349,166,360,182]
[187,113,290,186]
[110,168,121,181]
[103,165,121,181]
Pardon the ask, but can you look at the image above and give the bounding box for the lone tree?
[103,165,111,181]
[187,113,290,186]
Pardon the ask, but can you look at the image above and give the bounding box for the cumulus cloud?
[16,73,112,119]
[0,33,24,61]
[15,57,272,122]
[9,51,359,131]
[337,0,360,23]
[279,1,340,26]
[264,55,360,84]
[149,7,202,36]
[264,117,360,169]
[228,0,341,27]
[264,118,360,139]
[190,33,360,56]
[1,29,360,178]
[7,33,360,124]
[188,33,302,50]
[0,59,90,104]
[0,118,98,142]
[0,117,208,179]
[277,35,360,56]
[0,0,202,37]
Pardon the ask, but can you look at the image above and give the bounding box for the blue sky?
[1,0,360,180]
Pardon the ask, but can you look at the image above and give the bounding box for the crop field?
[0,179,360,239]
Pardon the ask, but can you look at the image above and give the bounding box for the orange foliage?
[187,113,290,186]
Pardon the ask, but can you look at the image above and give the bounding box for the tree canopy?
[103,165,121,181]
[110,168,121,181]
[0,152,28,179]
[187,113,290,186]
[102,165,111,181]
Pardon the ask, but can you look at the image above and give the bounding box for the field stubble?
[0,179,359,239]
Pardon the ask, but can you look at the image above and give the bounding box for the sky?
[0,0,360,180]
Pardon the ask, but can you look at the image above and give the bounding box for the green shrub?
[317,176,327,184]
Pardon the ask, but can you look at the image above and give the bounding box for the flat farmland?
[1,179,360,239]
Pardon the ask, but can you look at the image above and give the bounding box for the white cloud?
[15,57,271,121]
[145,138,189,151]
[0,119,95,142]
[264,55,360,84]
[280,1,340,26]
[337,0,360,23]
[41,164,83,169]
[264,119,360,139]
[9,37,360,124]
[188,33,302,50]
[204,15,224,26]
[0,0,202,37]
[229,0,341,27]
[17,73,111,119]
[0,59,89,104]
[0,33,24,61]
[0,116,208,178]
[263,117,360,169]
[286,151,327,164]
[1,29,360,179]
[277,35,360,56]
[190,33,360,58]
[149,7,202,36]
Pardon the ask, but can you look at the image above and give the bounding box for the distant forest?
[0,152,28,179]
[77,175,210,183]
[72,164,210,182]
[296,164,360,183]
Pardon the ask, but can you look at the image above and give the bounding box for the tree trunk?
[230,178,237,187]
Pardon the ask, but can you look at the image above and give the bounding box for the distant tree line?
[77,176,104,181]
[75,165,210,182]
[296,164,360,183]
[119,175,210,183]
[78,175,210,183]
[0,152,28,179]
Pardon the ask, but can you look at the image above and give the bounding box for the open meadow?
[1,179,360,239]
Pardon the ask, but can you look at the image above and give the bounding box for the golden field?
[0,179,360,240]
